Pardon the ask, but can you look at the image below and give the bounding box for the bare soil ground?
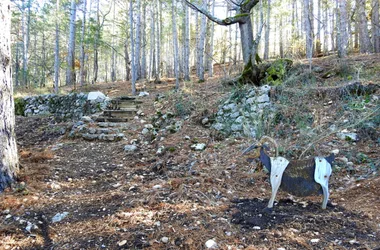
[1,55,380,250]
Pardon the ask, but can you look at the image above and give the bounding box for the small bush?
[14,98,26,116]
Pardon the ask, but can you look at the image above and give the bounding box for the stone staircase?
[70,96,143,142]
[95,96,143,122]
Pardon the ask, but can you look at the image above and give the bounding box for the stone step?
[82,133,125,142]
[95,117,129,122]
[103,109,137,118]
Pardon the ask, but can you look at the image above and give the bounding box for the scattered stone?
[87,91,106,101]
[331,149,339,155]
[81,116,93,123]
[52,212,69,223]
[49,182,61,190]
[112,183,122,188]
[82,134,99,141]
[202,117,209,125]
[117,240,127,246]
[152,185,162,190]
[205,239,218,249]
[124,145,138,152]
[161,237,169,243]
[25,221,37,233]
[337,157,349,164]
[337,132,358,141]
[191,143,206,151]
[156,146,165,155]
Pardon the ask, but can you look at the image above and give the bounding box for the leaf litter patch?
[230,197,378,248]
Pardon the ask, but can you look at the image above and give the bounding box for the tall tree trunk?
[0,0,19,192]
[338,0,349,58]
[172,0,180,89]
[149,6,156,79]
[208,0,215,77]
[323,0,329,53]
[54,0,60,93]
[197,0,207,81]
[141,1,147,79]
[304,0,313,70]
[124,40,130,81]
[371,0,380,52]
[156,0,162,81]
[130,0,136,95]
[80,0,87,86]
[111,0,116,82]
[183,2,190,81]
[316,0,322,55]
[21,0,31,87]
[135,0,141,80]
[331,7,335,51]
[264,0,271,60]
[92,0,100,84]
[357,0,373,53]
[15,43,20,87]
[66,0,77,86]
[279,16,284,58]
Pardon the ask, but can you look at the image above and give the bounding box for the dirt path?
[1,74,380,249]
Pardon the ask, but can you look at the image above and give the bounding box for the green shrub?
[14,98,26,116]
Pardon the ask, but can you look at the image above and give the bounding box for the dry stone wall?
[20,92,109,121]
[212,85,273,138]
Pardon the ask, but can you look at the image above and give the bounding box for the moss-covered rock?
[263,59,293,85]
[14,98,26,116]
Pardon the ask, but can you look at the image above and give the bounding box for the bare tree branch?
[183,0,248,25]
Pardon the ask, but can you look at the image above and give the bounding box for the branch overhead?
[183,0,257,25]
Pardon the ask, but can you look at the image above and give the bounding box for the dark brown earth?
[1,55,380,250]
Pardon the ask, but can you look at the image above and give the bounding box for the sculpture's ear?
[325,153,335,165]
[259,147,271,172]
[242,144,258,155]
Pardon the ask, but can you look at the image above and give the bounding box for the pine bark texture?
[264,0,271,60]
[197,0,207,81]
[357,0,373,53]
[80,0,87,86]
[304,0,313,67]
[66,0,77,86]
[130,0,136,95]
[372,0,380,52]
[172,0,180,89]
[183,3,190,81]
[54,0,60,93]
[338,0,349,57]
[0,0,19,192]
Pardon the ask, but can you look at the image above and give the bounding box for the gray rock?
[246,97,256,104]
[337,132,358,141]
[230,112,240,119]
[259,85,271,94]
[231,123,243,131]
[52,212,69,223]
[213,123,224,131]
[124,145,138,152]
[81,116,93,123]
[87,91,106,101]
[88,128,97,134]
[202,117,209,125]
[82,134,99,141]
[141,128,150,135]
[256,94,270,103]
[191,143,206,151]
